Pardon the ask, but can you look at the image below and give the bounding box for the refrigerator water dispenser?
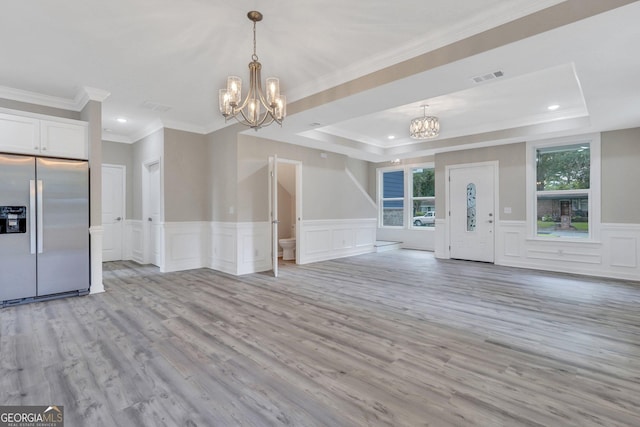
[0,206,27,234]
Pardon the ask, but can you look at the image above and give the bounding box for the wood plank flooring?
[2,250,640,426]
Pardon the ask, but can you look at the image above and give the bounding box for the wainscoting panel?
[602,224,640,276]
[496,221,640,281]
[209,222,237,275]
[162,222,208,273]
[236,222,271,275]
[300,219,376,264]
[434,219,448,259]
[129,220,145,264]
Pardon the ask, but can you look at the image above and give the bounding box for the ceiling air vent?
[470,70,504,84]
[141,100,172,112]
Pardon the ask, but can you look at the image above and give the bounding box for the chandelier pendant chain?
[252,19,258,62]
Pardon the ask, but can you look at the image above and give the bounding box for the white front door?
[102,164,125,262]
[449,163,496,262]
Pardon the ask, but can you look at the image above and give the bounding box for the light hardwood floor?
[2,250,640,426]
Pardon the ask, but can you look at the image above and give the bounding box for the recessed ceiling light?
[116,117,128,123]
[388,135,395,140]
[547,104,560,111]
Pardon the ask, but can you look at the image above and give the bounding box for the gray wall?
[435,143,526,221]
[602,127,640,224]
[163,129,208,222]
[102,140,134,219]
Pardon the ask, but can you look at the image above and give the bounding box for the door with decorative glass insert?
[449,163,496,262]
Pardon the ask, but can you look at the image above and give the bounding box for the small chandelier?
[219,11,286,130]
[409,105,439,139]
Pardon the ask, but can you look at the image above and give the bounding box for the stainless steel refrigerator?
[0,153,90,306]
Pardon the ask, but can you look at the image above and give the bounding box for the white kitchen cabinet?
[0,113,41,155]
[0,111,88,159]
[40,120,88,159]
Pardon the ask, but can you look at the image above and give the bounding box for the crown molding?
[161,119,209,135]
[0,85,110,112]
[102,132,133,144]
[129,119,165,143]
[0,85,78,110]
[102,119,163,144]
[75,86,111,110]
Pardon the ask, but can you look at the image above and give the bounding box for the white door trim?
[142,158,163,267]
[277,157,302,265]
[269,155,279,277]
[445,160,499,261]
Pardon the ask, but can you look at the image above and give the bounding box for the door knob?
[488,220,493,223]
[148,217,153,222]
[116,217,122,221]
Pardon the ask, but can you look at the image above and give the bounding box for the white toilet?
[279,237,296,260]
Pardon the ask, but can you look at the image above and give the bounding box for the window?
[381,170,404,227]
[411,167,435,227]
[379,164,435,229]
[528,136,600,240]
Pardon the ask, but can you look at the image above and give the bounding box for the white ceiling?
[1,1,639,162]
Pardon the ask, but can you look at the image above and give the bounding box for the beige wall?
[346,157,372,198]
[132,129,163,220]
[602,127,640,224]
[277,181,294,241]
[80,100,102,227]
[435,143,526,221]
[102,141,134,219]
[206,125,240,222]
[0,98,80,120]
[236,134,377,222]
[163,129,208,222]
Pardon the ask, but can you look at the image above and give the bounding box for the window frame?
[378,168,405,228]
[526,134,601,242]
[377,162,435,230]
[409,166,436,229]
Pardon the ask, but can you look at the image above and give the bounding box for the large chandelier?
[410,105,439,139]
[219,11,286,130]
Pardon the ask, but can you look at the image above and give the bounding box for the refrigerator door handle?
[37,180,44,254]
[30,180,37,254]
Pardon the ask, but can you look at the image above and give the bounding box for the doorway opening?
[269,156,302,276]
[143,159,162,267]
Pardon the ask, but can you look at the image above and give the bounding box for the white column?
[89,226,105,294]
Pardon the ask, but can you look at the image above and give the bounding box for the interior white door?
[102,165,125,262]
[146,161,161,266]
[449,163,496,262]
[269,155,279,277]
